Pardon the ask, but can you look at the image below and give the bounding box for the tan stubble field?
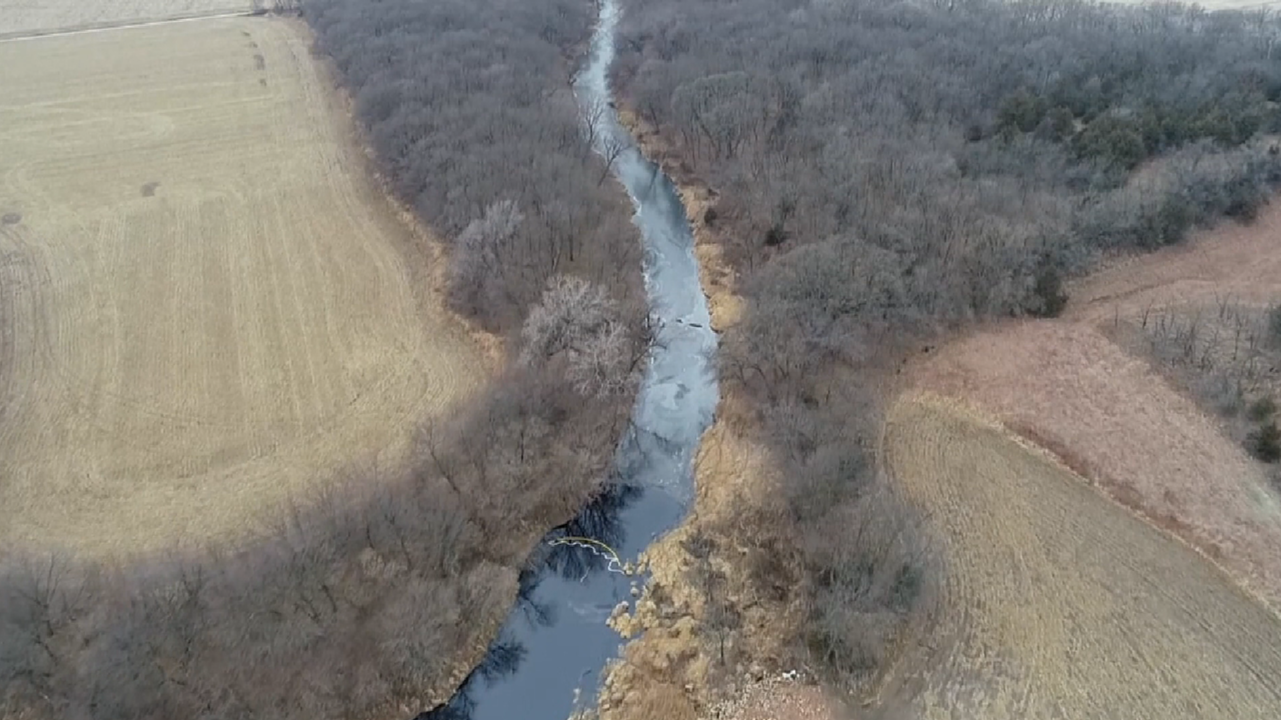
[879,206,1281,717]
[878,395,1281,719]
[0,0,255,40]
[0,17,484,557]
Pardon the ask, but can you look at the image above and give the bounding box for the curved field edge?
[0,17,485,556]
[876,394,1281,719]
[912,273,1281,609]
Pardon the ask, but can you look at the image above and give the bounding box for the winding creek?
[419,0,719,717]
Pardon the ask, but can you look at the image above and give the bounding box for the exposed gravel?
[706,678,841,720]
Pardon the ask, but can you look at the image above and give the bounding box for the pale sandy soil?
[0,18,485,557]
[706,679,843,720]
[0,0,255,39]
[876,395,1281,720]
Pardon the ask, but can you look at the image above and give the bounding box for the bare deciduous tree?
[450,199,525,318]
[521,275,632,397]
[308,0,646,335]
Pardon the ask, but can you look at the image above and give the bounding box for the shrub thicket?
[1249,421,1281,463]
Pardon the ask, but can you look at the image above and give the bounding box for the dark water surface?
[418,1,718,718]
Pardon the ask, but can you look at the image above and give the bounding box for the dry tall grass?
[912,319,1281,610]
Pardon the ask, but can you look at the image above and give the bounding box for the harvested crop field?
[0,17,484,557]
[911,201,1281,611]
[878,395,1281,719]
[912,319,1281,609]
[0,0,252,39]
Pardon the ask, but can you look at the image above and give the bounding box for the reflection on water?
[417,0,718,716]
[419,482,645,720]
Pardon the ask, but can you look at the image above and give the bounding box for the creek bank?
[594,101,824,720]
[614,107,742,334]
[417,0,719,717]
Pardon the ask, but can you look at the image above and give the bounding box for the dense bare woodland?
[612,0,1281,696]
[7,0,1281,716]
[308,0,644,331]
[0,1,645,717]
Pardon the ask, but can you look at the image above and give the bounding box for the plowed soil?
[878,395,1281,720]
[0,17,483,557]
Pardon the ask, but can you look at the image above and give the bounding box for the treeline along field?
[308,0,645,332]
[1,1,647,717]
[611,0,1281,700]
